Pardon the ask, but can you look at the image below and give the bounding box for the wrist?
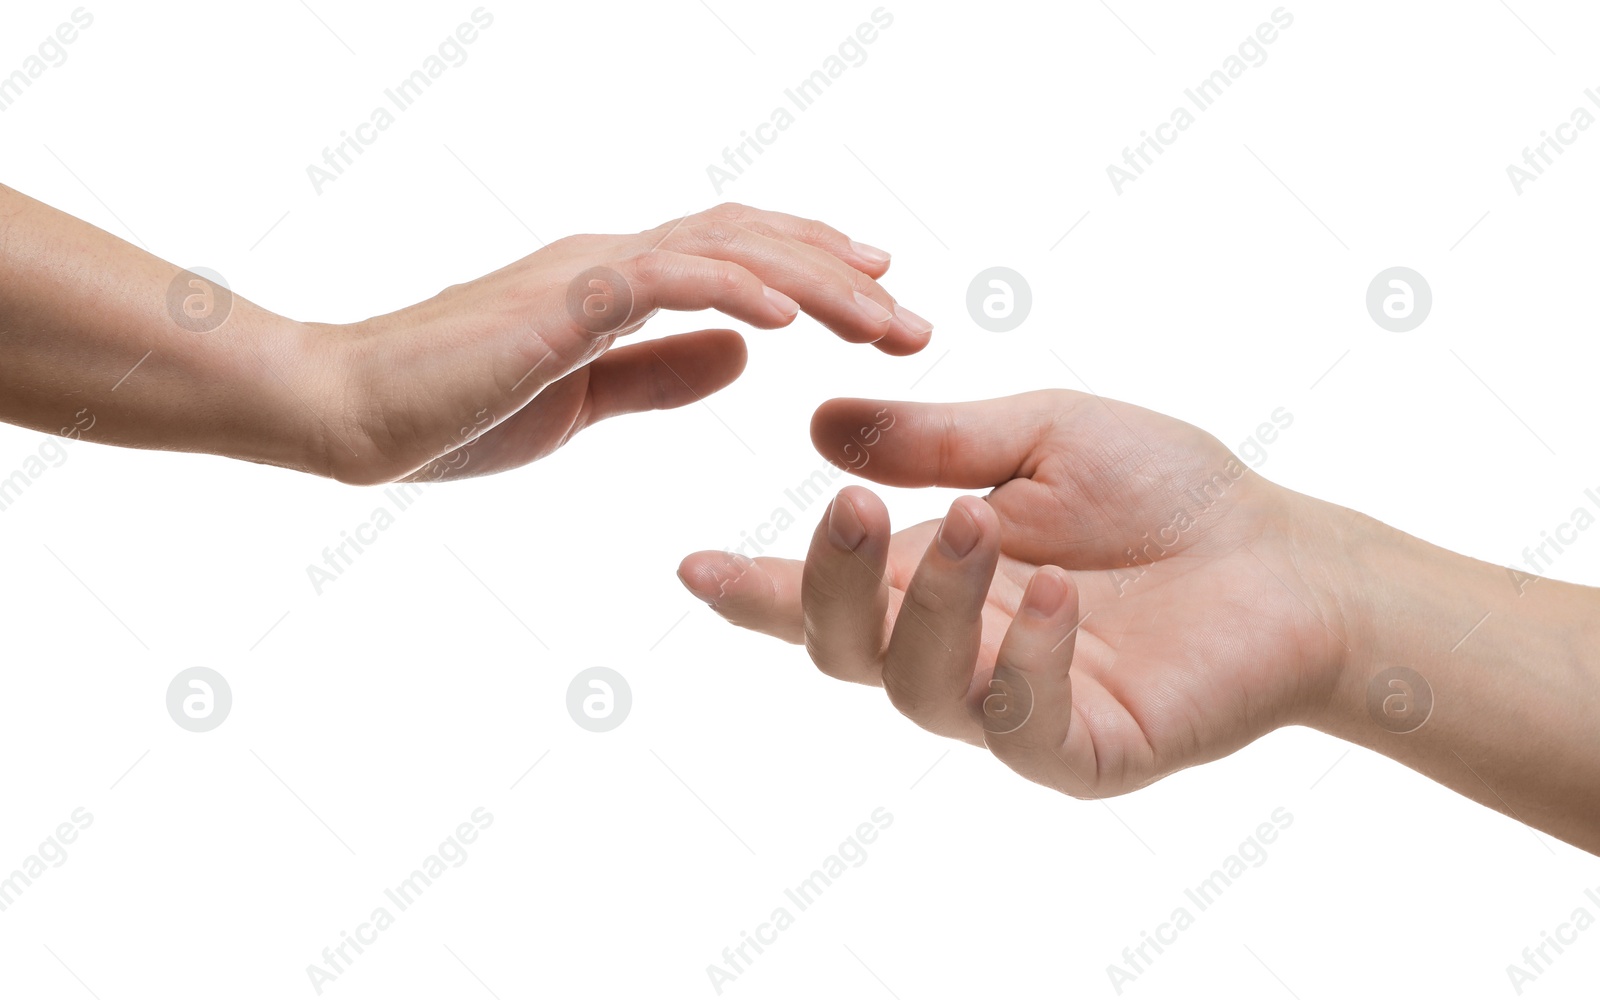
[185,306,352,480]
[1303,497,1596,744]
[1260,491,1374,732]
[1296,500,1444,738]
[219,305,410,487]
[295,308,469,486]
[1301,497,1600,850]
[290,317,379,484]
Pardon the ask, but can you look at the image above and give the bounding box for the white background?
[2,1,1599,997]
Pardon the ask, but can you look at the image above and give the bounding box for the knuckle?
[903,583,955,619]
[551,232,614,253]
[798,216,841,246]
[743,219,783,241]
[1045,388,1078,412]
[710,261,750,297]
[691,220,744,249]
[624,249,670,286]
[851,270,885,298]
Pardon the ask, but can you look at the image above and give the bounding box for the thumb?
[579,328,747,428]
[810,390,1065,489]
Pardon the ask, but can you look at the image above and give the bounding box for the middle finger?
[882,496,999,743]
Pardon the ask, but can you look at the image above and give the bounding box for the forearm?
[0,184,326,473]
[1313,501,1600,853]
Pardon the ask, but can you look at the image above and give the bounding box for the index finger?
[677,550,806,645]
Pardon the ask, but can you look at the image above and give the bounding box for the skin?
[678,390,1600,855]
[0,188,931,484]
[10,182,1594,853]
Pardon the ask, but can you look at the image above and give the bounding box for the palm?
[681,390,1350,798]
[871,399,1343,793]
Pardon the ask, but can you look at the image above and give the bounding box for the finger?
[740,219,932,355]
[801,487,892,686]
[979,567,1096,796]
[811,392,1064,488]
[625,250,800,330]
[680,203,895,278]
[580,329,746,427]
[661,220,927,349]
[811,391,1217,571]
[881,496,999,742]
[677,551,805,644]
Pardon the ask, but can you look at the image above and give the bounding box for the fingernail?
[827,494,867,550]
[764,285,800,318]
[892,303,933,336]
[853,290,893,327]
[936,501,980,559]
[1023,569,1069,618]
[850,240,891,265]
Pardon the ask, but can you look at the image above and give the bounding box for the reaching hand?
[308,203,932,483]
[677,390,1355,797]
[0,190,930,484]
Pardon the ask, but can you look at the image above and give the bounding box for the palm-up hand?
[678,390,1355,797]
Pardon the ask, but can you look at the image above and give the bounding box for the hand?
[303,203,932,484]
[677,390,1355,797]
